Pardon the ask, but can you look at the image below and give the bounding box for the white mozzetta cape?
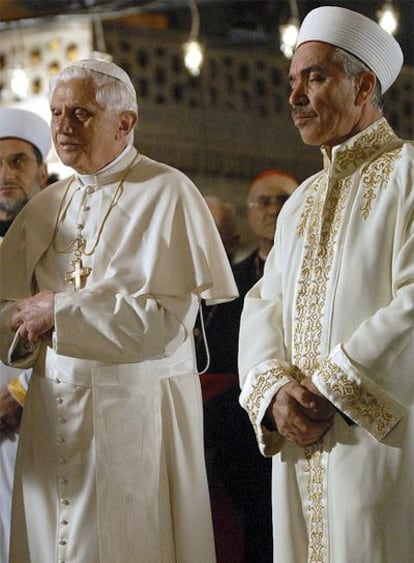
[0,147,238,563]
[239,119,414,563]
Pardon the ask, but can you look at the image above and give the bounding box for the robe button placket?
[56,382,71,562]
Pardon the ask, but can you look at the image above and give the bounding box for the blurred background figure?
[204,195,240,261]
[0,106,50,563]
[197,172,297,563]
[235,169,299,275]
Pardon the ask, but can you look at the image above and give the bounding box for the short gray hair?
[331,47,383,111]
[49,65,138,114]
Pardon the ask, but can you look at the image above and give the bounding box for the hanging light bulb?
[183,0,204,76]
[183,39,203,77]
[279,19,299,59]
[377,2,399,35]
[9,67,30,99]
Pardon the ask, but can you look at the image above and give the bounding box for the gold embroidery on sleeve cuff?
[242,361,304,454]
[316,356,405,441]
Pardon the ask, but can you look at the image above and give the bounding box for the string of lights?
[3,0,403,97]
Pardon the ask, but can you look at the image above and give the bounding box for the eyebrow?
[287,64,326,83]
[1,151,31,159]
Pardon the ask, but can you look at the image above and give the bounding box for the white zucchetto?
[296,6,404,93]
[66,59,137,102]
[0,107,51,159]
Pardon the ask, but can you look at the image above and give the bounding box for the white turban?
[296,6,404,93]
[65,59,137,103]
[0,107,51,159]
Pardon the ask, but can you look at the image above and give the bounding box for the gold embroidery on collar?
[360,148,402,219]
[333,119,397,177]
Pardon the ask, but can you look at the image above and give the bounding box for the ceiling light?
[280,19,299,59]
[9,67,30,99]
[183,0,204,76]
[183,39,203,77]
[377,2,399,35]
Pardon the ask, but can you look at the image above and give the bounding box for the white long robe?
[239,119,414,563]
[0,147,238,563]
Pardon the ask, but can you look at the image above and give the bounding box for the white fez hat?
[0,107,51,159]
[296,6,404,93]
[65,59,137,102]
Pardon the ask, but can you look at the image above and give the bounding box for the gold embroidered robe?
[239,118,414,563]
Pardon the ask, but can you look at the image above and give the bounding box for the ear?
[355,71,377,106]
[39,163,49,189]
[116,111,138,139]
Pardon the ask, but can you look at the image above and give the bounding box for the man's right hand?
[267,381,334,446]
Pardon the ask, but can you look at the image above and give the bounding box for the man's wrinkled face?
[0,138,45,221]
[50,77,125,174]
[288,42,360,148]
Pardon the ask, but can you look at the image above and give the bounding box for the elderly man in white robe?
[0,59,238,563]
[0,107,50,563]
[238,6,414,563]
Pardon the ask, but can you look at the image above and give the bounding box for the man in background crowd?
[204,195,240,260]
[0,107,51,563]
[236,169,298,285]
[197,171,297,562]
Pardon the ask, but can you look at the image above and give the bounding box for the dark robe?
[196,249,272,563]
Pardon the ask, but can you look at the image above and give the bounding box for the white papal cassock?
[0,146,238,563]
[239,118,414,563]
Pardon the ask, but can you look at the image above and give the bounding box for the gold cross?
[65,257,91,291]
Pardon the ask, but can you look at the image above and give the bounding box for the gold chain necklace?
[52,153,139,291]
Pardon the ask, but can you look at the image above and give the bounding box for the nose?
[289,80,308,107]
[0,158,15,178]
[55,111,74,134]
[265,202,282,216]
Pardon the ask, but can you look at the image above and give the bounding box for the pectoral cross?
[65,257,91,291]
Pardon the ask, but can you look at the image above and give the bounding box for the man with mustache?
[238,6,413,562]
[0,107,51,563]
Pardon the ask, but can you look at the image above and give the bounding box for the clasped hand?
[268,378,335,447]
[11,290,55,343]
